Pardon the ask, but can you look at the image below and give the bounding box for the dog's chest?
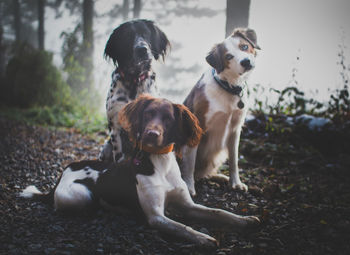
[205,83,246,131]
[136,153,184,193]
[106,74,157,114]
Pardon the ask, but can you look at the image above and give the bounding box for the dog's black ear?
[104,25,131,66]
[206,43,227,73]
[173,104,203,149]
[118,94,154,142]
[145,20,170,60]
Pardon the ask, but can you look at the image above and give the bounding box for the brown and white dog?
[20,95,259,247]
[181,28,261,196]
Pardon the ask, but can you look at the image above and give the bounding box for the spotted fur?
[99,19,170,162]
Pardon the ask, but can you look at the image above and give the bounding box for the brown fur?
[205,43,229,74]
[119,95,203,154]
[183,78,209,131]
[118,94,155,143]
[173,104,203,148]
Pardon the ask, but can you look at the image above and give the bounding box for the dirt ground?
[1,116,350,255]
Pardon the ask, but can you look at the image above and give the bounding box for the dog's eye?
[240,44,249,51]
[225,54,234,60]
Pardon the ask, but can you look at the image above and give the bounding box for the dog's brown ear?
[118,94,154,142]
[206,43,227,73]
[233,28,261,50]
[173,104,203,148]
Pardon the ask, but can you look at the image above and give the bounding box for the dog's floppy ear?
[145,20,170,60]
[233,28,261,50]
[104,28,120,65]
[118,94,154,142]
[173,104,203,148]
[206,43,227,73]
[104,24,131,66]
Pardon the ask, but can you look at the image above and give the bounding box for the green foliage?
[0,41,105,134]
[1,43,72,109]
[60,25,100,111]
[271,87,324,116]
[0,105,107,134]
[60,25,87,93]
[327,84,350,123]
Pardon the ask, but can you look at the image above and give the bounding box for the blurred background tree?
[226,0,250,37]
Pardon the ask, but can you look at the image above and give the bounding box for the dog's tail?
[19,185,54,204]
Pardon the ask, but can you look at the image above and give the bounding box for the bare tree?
[225,0,250,37]
[133,0,141,19]
[122,0,129,21]
[38,0,45,50]
[13,0,21,43]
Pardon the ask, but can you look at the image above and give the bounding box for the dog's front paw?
[196,234,218,248]
[188,187,196,197]
[99,140,114,162]
[244,216,260,227]
[231,182,248,191]
[230,177,248,192]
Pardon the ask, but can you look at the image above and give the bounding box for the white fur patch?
[20,185,42,198]
[54,167,100,211]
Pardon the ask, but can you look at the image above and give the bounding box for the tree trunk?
[82,0,94,89]
[133,0,141,19]
[122,0,129,21]
[14,0,21,43]
[0,2,5,77]
[225,0,250,37]
[38,0,45,50]
[0,22,5,78]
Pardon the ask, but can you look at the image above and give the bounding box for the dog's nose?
[240,58,252,71]
[136,46,148,58]
[146,130,160,138]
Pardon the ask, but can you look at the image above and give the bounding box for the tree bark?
[122,0,129,21]
[38,0,45,50]
[14,0,21,43]
[225,0,250,37]
[133,0,141,19]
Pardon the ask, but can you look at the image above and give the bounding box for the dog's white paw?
[196,234,218,248]
[244,216,260,227]
[232,182,248,191]
[188,187,196,197]
[116,154,125,163]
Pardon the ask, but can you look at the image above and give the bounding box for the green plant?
[326,37,350,124]
[2,43,72,109]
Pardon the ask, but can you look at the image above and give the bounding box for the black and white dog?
[99,19,170,163]
[21,95,259,247]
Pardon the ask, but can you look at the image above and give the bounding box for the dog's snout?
[146,129,160,138]
[240,58,252,71]
[136,46,148,58]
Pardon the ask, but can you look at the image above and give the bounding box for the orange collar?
[138,143,174,154]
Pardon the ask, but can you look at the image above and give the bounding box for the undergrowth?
[0,105,106,134]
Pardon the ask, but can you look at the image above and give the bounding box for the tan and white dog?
[181,28,260,196]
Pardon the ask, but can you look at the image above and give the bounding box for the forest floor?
[1,115,350,255]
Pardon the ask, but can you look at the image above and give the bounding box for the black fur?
[104,19,170,70]
[205,43,227,74]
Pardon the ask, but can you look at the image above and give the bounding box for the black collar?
[212,69,245,109]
